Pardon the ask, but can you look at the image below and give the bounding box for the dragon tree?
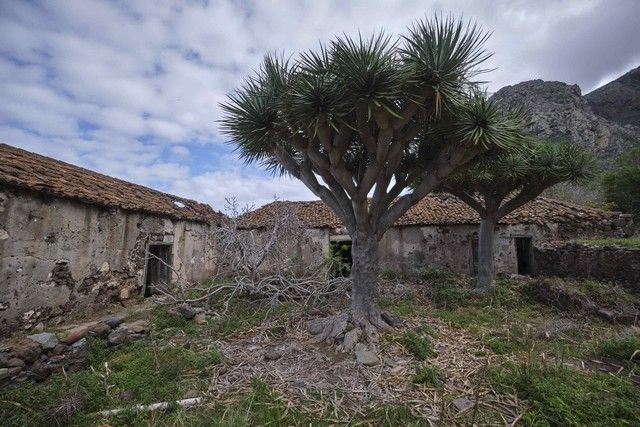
[443,138,594,291]
[221,15,527,348]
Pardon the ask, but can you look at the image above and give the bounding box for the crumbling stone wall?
[556,213,635,239]
[297,223,555,275]
[534,242,640,288]
[0,187,217,335]
[375,223,557,274]
[250,213,633,278]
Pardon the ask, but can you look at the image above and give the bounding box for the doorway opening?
[515,237,533,275]
[329,240,352,277]
[144,243,173,297]
[470,235,479,274]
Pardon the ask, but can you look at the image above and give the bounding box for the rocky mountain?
[491,79,640,163]
[585,66,640,127]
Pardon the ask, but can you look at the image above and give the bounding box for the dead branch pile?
[149,197,349,309]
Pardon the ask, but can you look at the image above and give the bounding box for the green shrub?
[401,330,434,360]
[429,282,468,308]
[602,147,640,218]
[413,364,443,387]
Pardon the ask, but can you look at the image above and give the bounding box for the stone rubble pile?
[0,316,150,388]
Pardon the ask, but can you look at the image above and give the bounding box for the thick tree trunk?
[307,228,393,351]
[351,231,382,322]
[476,217,497,291]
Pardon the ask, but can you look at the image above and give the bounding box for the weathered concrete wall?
[534,242,640,288]
[250,213,632,278]
[376,223,555,274]
[0,187,217,334]
[251,228,328,275]
[289,223,555,275]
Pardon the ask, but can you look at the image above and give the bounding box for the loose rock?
[452,397,474,413]
[29,361,52,382]
[14,341,41,363]
[354,343,379,366]
[89,322,112,338]
[6,357,25,368]
[119,390,136,402]
[194,313,207,325]
[27,332,59,350]
[108,327,129,346]
[61,325,90,345]
[177,305,196,320]
[52,343,69,355]
[264,348,283,361]
[127,320,150,334]
[103,315,126,329]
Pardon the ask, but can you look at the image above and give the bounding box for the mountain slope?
[585,66,640,127]
[491,79,639,162]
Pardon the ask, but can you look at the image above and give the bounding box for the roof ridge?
[240,194,615,229]
[0,143,210,207]
[0,143,225,224]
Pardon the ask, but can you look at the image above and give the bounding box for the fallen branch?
[97,397,203,417]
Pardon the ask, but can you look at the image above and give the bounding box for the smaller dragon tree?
[442,138,594,291]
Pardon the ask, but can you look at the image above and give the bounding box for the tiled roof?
[0,143,225,224]
[239,194,617,229]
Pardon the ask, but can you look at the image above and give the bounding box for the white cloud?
[0,0,638,209]
[170,170,316,211]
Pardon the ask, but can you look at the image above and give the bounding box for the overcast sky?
[1,0,639,210]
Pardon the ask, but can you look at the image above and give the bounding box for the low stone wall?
[534,242,640,287]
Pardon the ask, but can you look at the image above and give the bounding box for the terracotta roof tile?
[0,143,225,224]
[239,194,617,229]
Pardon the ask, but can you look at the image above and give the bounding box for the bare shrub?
[149,198,349,310]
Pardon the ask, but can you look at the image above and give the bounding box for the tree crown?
[221,15,528,235]
[443,138,595,218]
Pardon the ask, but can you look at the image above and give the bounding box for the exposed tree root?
[307,309,399,352]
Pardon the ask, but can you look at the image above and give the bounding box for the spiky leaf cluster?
[449,138,595,191]
[221,14,530,235]
[221,15,524,172]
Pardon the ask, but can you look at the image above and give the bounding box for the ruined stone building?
[241,196,633,276]
[0,144,224,334]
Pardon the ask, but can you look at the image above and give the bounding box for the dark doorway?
[470,235,479,274]
[515,237,533,275]
[330,240,352,277]
[144,243,173,297]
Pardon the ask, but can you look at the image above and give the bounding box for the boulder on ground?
[107,326,129,346]
[177,305,197,320]
[27,332,58,350]
[103,315,126,329]
[89,322,112,338]
[354,343,379,366]
[60,325,90,345]
[14,341,42,363]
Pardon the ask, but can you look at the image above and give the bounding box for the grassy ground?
[573,237,640,248]
[1,272,639,426]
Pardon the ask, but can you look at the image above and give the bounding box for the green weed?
[594,335,640,362]
[413,364,443,387]
[488,362,640,426]
[401,329,434,360]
